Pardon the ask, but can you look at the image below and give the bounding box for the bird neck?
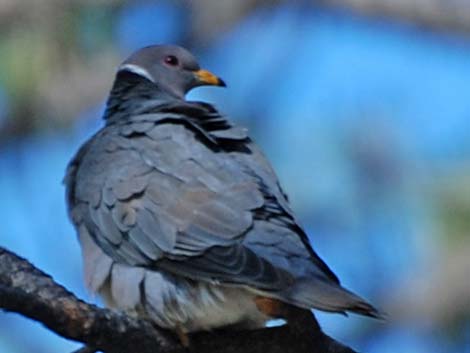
[103,71,182,123]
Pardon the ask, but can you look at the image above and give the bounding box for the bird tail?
[283,278,384,319]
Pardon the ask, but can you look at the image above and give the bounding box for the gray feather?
[111,200,137,231]
[78,224,113,293]
[129,225,163,260]
[209,126,248,140]
[90,203,122,245]
[110,263,145,309]
[65,97,379,319]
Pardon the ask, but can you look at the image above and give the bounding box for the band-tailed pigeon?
[65,45,380,340]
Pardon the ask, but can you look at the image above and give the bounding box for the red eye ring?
[164,55,179,66]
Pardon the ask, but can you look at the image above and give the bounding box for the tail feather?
[283,278,384,319]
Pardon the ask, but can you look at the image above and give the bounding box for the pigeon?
[64,44,380,343]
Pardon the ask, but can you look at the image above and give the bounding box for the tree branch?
[0,246,357,353]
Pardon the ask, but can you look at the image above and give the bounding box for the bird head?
[117,45,226,99]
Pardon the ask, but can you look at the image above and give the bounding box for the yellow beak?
[194,69,226,87]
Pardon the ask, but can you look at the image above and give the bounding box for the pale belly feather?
[100,264,270,332]
[79,225,270,332]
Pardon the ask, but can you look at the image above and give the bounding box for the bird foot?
[175,325,190,348]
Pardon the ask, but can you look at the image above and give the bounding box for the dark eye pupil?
[165,55,178,66]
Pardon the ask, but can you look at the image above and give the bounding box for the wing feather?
[68,120,294,291]
[65,103,379,317]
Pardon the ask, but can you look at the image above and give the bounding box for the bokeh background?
[1,1,470,352]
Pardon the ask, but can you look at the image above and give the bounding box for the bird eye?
[164,55,179,66]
